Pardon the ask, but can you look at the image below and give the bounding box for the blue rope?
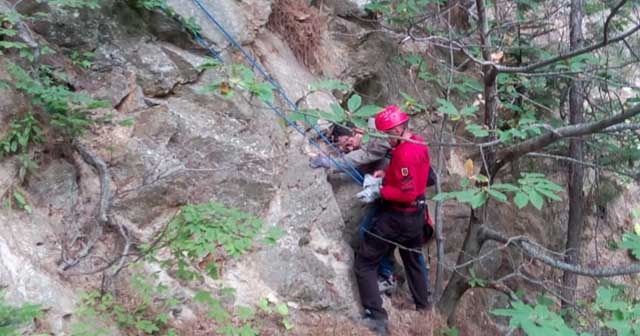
[188,0,364,184]
[193,34,222,61]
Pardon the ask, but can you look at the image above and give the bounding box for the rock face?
[0,0,363,332]
[224,135,358,312]
[166,0,272,47]
[0,212,78,332]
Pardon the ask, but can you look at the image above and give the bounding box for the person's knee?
[355,255,376,276]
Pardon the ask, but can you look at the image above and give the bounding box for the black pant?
[355,208,430,320]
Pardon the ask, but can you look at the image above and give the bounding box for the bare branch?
[602,123,640,133]
[525,152,637,178]
[492,103,640,176]
[480,226,640,277]
[604,0,630,44]
[496,23,640,73]
[623,39,640,61]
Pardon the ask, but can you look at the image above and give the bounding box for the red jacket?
[380,134,430,204]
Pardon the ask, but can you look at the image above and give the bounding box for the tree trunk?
[437,213,485,319]
[447,0,471,30]
[477,0,499,169]
[436,0,497,319]
[561,0,585,307]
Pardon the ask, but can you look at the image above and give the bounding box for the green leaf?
[263,226,285,245]
[347,94,362,112]
[492,183,520,192]
[236,306,255,320]
[436,98,457,116]
[455,190,477,203]
[252,82,275,104]
[527,189,544,210]
[466,123,489,137]
[282,318,294,330]
[620,233,640,259]
[432,192,454,201]
[0,28,17,37]
[194,290,214,304]
[514,192,529,209]
[354,105,382,118]
[275,303,289,316]
[536,188,563,202]
[330,103,346,121]
[459,105,479,117]
[352,117,368,130]
[156,312,169,324]
[198,57,222,69]
[135,320,159,333]
[237,324,259,336]
[470,191,488,209]
[257,298,271,313]
[13,191,26,206]
[220,287,236,300]
[487,189,508,202]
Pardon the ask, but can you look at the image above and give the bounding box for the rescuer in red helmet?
[354,105,431,335]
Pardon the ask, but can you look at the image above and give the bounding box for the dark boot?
[362,310,389,336]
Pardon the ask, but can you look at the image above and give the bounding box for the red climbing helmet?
[375,105,409,132]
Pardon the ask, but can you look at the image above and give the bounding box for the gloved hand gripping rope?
[357,174,383,203]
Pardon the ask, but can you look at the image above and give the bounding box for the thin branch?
[411,22,640,74]
[495,23,640,73]
[602,123,640,133]
[623,39,640,61]
[525,152,637,178]
[604,0,630,45]
[480,226,640,277]
[525,152,599,168]
[492,103,640,176]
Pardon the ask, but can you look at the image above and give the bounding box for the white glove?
[362,174,382,189]
[357,184,381,203]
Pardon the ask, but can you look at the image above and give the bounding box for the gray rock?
[166,0,272,47]
[260,249,338,310]
[26,159,79,212]
[73,66,138,107]
[223,132,359,313]
[0,211,78,334]
[0,60,29,127]
[98,38,200,97]
[111,82,286,227]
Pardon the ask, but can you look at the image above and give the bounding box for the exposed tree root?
[58,140,111,271]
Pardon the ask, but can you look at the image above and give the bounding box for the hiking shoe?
[362,311,389,336]
[377,274,397,294]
